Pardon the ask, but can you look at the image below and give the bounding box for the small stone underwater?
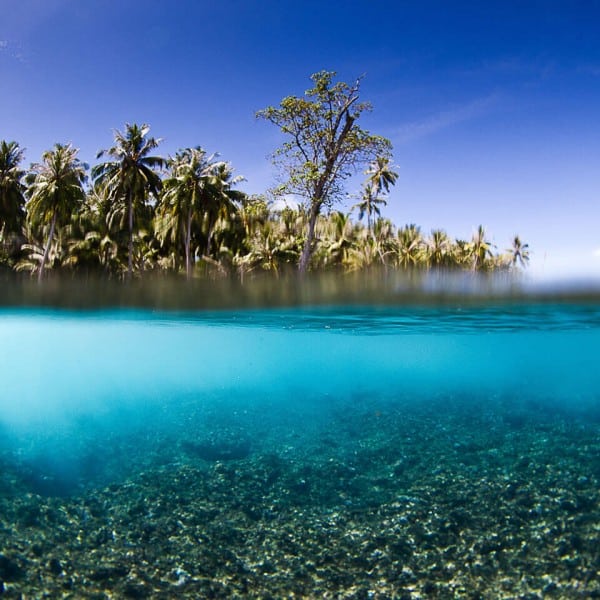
[0,282,599,598]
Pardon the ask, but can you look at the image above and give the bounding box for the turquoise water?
[0,298,599,597]
[1,304,599,428]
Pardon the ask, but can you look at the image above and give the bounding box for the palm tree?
[26,143,87,281]
[92,123,164,279]
[470,225,494,271]
[372,217,395,262]
[347,232,378,271]
[204,161,245,258]
[353,182,387,235]
[60,191,109,274]
[508,235,530,269]
[82,184,130,274]
[237,220,299,276]
[453,239,472,268]
[323,210,356,267]
[353,157,399,237]
[238,195,270,240]
[427,229,452,268]
[396,224,424,268]
[0,140,26,237]
[157,147,221,278]
[365,156,399,196]
[157,149,245,277]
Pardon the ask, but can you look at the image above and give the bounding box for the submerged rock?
[0,554,25,581]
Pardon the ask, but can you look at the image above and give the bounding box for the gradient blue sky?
[2,0,600,278]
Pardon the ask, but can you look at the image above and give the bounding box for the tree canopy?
[25,143,87,280]
[0,141,26,236]
[257,71,392,272]
[92,124,165,279]
[0,74,530,280]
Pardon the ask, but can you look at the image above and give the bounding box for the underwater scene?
[0,283,599,598]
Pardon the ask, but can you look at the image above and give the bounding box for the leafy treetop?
[257,70,392,271]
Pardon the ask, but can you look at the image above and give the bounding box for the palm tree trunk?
[298,202,320,274]
[127,191,133,279]
[185,206,192,279]
[38,212,57,282]
[205,221,214,258]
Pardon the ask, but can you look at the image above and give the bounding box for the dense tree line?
[0,129,529,280]
[0,74,529,280]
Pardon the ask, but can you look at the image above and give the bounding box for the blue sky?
[1,0,600,278]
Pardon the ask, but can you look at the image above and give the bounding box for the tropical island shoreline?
[1,73,529,284]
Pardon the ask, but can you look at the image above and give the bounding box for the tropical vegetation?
[0,73,530,281]
[257,71,392,272]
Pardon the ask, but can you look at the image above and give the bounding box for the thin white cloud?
[394,94,500,144]
[0,40,27,64]
[593,248,600,258]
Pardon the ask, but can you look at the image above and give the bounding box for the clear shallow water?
[1,299,599,597]
[1,304,599,429]
[1,302,598,494]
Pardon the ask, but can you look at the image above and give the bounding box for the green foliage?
[353,157,399,235]
[92,123,165,278]
[155,147,244,278]
[470,225,495,271]
[0,141,27,266]
[5,75,530,280]
[0,140,26,236]
[25,143,87,280]
[257,71,392,272]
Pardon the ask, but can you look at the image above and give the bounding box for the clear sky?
[2,0,600,279]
